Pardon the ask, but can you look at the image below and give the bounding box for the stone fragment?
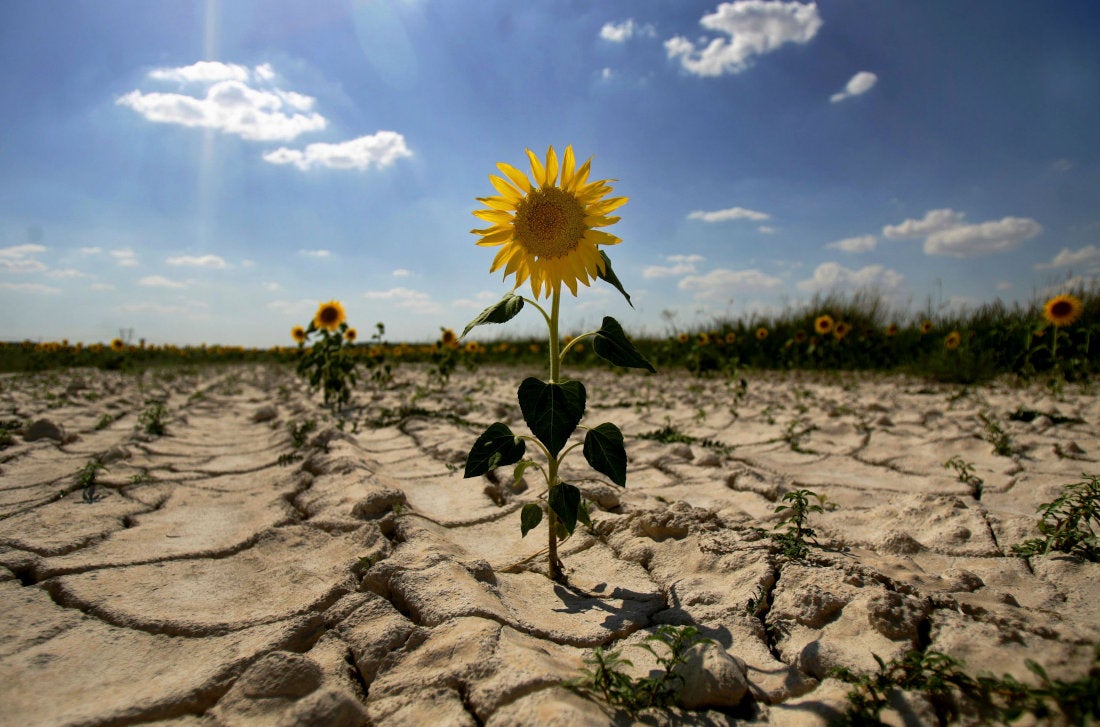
[24,419,65,442]
[97,445,131,464]
[676,642,749,709]
[236,651,323,699]
[252,405,278,423]
[275,688,367,727]
[351,488,407,519]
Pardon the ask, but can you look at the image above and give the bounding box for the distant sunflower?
[697,332,711,347]
[834,322,851,340]
[725,332,737,344]
[313,300,346,332]
[793,330,807,343]
[464,340,482,354]
[677,332,690,344]
[345,328,358,343]
[755,327,769,341]
[471,144,627,298]
[1043,294,1083,327]
[440,328,458,348]
[110,338,125,352]
[885,323,898,337]
[291,326,307,344]
[814,315,834,335]
[944,331,961,350]
[920,320,933,335]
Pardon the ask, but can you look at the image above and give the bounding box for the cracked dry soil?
[0,363,1097,726]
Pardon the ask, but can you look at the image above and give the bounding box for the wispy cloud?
[883,208,966,239]
[79,246,103,255]
[796,262,904,293]
[665,1,823,77]
[826,234,877,253]
[392,268,411,278]
[139,275,187,289]
[830,71,878,103]
[264,131,411,171]
[1034,244,1100,271]
[47,268,89,279]
[363,287,443,315]
[166,254,229,269]
[0,243,47,273]
[883,208,1041,257]
[678,267,783,300]
[0,282,59,294]
[110,248,139,267]
[643,254,704,279]
[298,249,332,259]
[600,19,656,43]
[687,206,770,223]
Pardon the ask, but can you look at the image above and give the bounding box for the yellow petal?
[489,175,522,204]
[544,145,558,186]
[477,195,515,211]
[497,162,531,194]
[472,227,514,245]
[472,208,514,224]
[526,148,547,188]
[561,145,576,189]
[585,229,621,246]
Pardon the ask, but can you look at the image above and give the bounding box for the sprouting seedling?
[944,455,984,499]
[978,410,1014,456]
[771,488,826,559]
[138,399,167,436]
[1012,473,1100,561]
[77,460,107,503]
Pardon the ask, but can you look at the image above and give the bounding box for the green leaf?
[597,251,633,308]
[513,460,537,486]
[520,503,543,537]
[461,292,525,338]
[593,317,656,373]
[583,423,627,487]
[517,378,585,456]
[464,422,526,478]
[549,483,581,535]
[577,499,592,528]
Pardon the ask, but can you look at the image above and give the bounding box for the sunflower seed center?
[513,187,586,259]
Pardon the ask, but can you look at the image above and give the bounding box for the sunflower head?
[814,315,834,335]
[1043,294,1083,327]
[725,332,737,344]
[677,332,690,344]
[920,320,933,334]
[834,322,851,340]
[471,145,627,298]
[885,323,898,337]
[110,338,125,352]
[291,326,307,344]
[464,340,482,354]
[755,327,769,341]
[313,300,346,332]
[944,331,961,350]
[794,330,807,343]
[697,332,711,347]
[345,327,358,342]
[440,328,458,348]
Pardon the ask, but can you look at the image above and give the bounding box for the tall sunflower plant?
[462,145,655,582]
[293,300,360,413]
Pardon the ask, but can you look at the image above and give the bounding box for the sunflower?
[755,327,769,341]
[697,332,711,347]
[814,315,834,335]
[725,332,737,344]
[833,322,851,340]
[110,338,125,352]
[885,323,898,337]
[920,320,933,335]
[471,145,627,298]
[291,326,307,344]
[1043,294,1083,327]
[345,328,358,343]
[440,328,458,348]
[794,330,807,343]
[677,332,690,344]
[464,340,482,354]
[313,300,346,332]
[944,331,961,350]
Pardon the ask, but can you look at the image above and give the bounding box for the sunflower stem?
[547,284,562,580]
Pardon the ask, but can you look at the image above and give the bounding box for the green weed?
[944,455,984,499]
[1012,474,1100,561]
[77,460,107,503]
[771,488,827,559]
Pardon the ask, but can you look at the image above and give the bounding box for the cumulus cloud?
[882,208,967,239]
[924,218,1041,257]
[1034,244,1100,271]
[665,1,822,77]
[678,267,783,300]
[0,282,59,294]
[392,268,411,277]
[110,248,139,267]
[166,254,228,269]
[118,61,325,142]
[688,206,770,223]
[826,235,877,253]
[47,268,89,279]
[643,254,704,279]
[796,262,904,293]
[600,19,656,42]
[0,243,47,273]
[79,246,103,255]
[830,71,877,103]
[139,275,187,289]
[363,287,442,315]
[263,131,412,171]
[298,249,332,259]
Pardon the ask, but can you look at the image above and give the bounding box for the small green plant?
[293,300,361,410]
[782,417,817,453]
[745,584,769,618]
[0,419,20,448]
[944,455,984,499]
[77,460,107,503]
[278,418,317,466]
[978,410,1014,456]
[1012,474,1100,561]
[138,399,167,436]
[565,625,713,714]
[94,413,114,430]
[128,471,153,485]
[771,488,826,559]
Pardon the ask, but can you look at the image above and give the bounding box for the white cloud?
[363,287,443,315]
[665,1,823,77]
[678,267,783,300]
[117,79,326,142]
[253,63,276,82]
[116,301,209,318]
[166,254,229,269]
[450,290,501,310]
[266,299,315,316]
[148,61,250,84]
[110,248,139,267]
[688,206,770,223]
[79,246,103,255]
[758,225,777,234]
[139,275,187,289]
[830,71,878,103]
[600,67,616,81]
[1034,244,1100,271]
[643,254,705,279]
[0,243,47,273]
[924,217,1041,257]
[0,282,59,294]
[262,281,282,292]
[47,268,89,279]
[882,208,966,239]
[826,234,877,253]
[600,19,656,42]
[263,131,412,171]
[996,281,1014,291]
[91,283,116,291]
[796,262,905,293]
[392,268,411,277]
[298,249,332,259]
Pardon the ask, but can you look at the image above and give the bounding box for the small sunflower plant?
[293,300,359,411]
[463,145,655,581]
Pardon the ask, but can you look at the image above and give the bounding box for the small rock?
[275,688,367,727]
[1032,415,1054,431]
[351,488,407,519]
[877,530,924,555]
[97,446,131,465]
[773,583,846,628]
[676,643,749,709]
[942,568,984,592]
[875,415,894,427]
[252,405,278,423]
[578,481,620,510]
[669,443,694,460]
[695,452,722,467]
[236,651,323,699]
[24,419,65,442]
[866,591,928,641]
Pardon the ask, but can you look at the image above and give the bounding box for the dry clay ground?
[0,363,1098,726]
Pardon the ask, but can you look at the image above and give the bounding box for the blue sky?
[2,0,1099,347]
